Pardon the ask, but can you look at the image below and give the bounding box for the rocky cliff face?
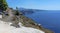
[0,8,54,33]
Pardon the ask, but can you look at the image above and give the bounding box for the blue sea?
[25,11,60,33]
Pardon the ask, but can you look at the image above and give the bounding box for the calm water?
[25,11,60,33]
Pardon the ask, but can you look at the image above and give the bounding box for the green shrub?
[0,0,8,11]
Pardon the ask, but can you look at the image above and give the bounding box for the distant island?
[18,8,46,15]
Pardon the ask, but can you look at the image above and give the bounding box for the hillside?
[0,8,54,33]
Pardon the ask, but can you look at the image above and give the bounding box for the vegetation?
[0,0,8,11]
[14,10,20,16]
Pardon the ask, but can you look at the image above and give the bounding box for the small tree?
[15,10,19,16]
[0,0,8,11]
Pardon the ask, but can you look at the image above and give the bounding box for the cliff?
[0,8,54,33]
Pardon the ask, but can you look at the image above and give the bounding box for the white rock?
[0,15,2,18]
[0,20,45,33]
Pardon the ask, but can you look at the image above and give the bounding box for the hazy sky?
[6,0,60,10]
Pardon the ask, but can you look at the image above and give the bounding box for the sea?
[24,11,60,33]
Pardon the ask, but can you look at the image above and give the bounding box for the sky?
[6,0,60,10]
